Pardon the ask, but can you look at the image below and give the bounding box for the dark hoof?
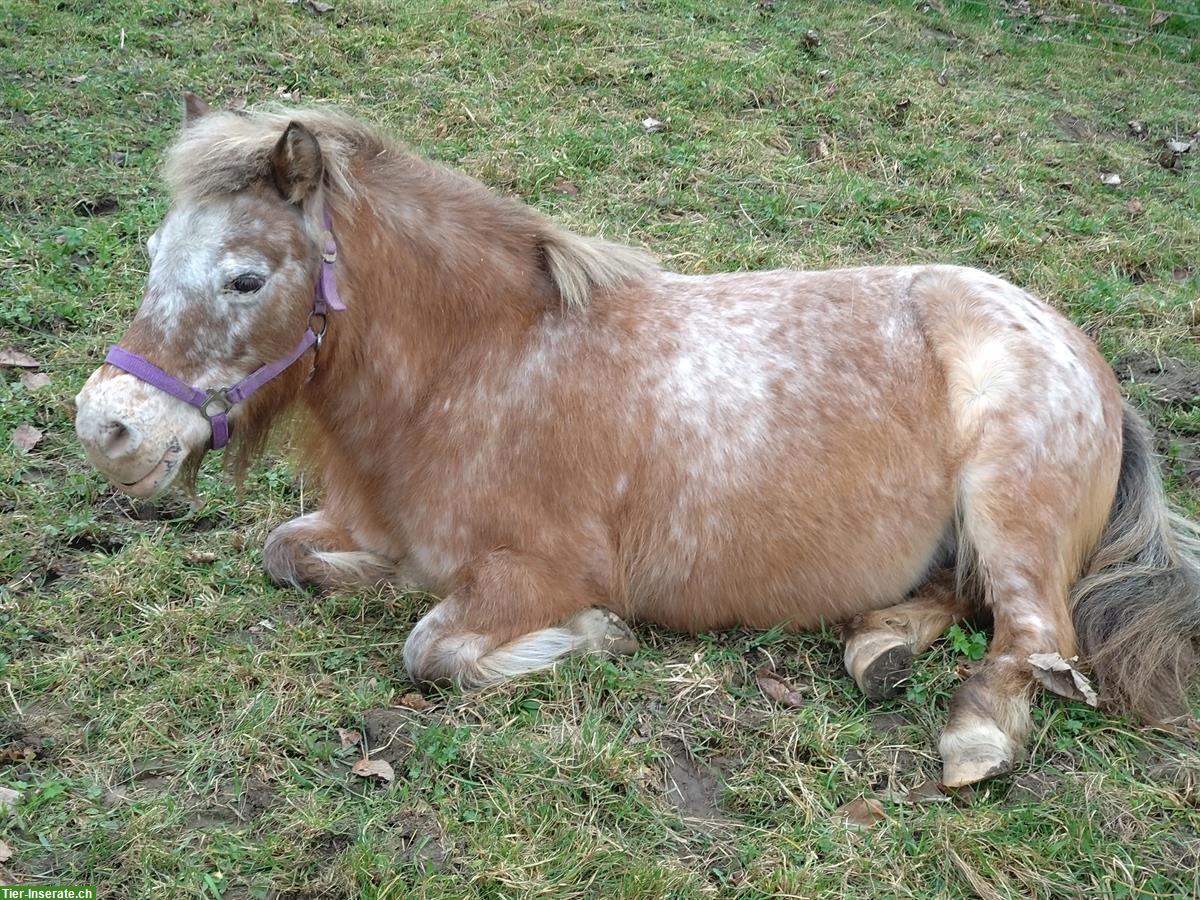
[859,644,914,700]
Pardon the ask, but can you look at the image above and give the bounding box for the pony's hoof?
[939,720,1015,787]
[845,635,913,700]
[570,608,639,657]
[598,610,639,657]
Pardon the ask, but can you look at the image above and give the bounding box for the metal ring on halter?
[309,312,328,350]
[201,388,233,421]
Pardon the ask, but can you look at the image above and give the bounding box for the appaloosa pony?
[76,96,1200,787]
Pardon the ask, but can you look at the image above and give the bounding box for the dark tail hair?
[1072,404,1200,721]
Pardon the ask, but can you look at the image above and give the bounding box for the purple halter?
[105,207,346,451]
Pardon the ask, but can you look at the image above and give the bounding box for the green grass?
[2,0,1199,897]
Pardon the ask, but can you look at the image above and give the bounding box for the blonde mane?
[163,105,656,308]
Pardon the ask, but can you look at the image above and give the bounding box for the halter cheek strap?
[104,207,346,451]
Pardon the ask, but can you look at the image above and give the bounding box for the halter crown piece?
[104,206,346,451]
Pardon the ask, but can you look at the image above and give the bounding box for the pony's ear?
[182,92,210,125]
[269,121,324,204]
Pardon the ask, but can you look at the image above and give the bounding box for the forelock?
[163,105,382,205]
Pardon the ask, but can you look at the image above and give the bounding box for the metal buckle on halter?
[309,311,329,351]
[200,388,233,421]
[321,231,337,264]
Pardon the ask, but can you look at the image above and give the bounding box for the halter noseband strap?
[105,206,346,451]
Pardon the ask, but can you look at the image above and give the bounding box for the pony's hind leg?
[263,511,399,591]
[843,569,973,699]
[911,266,1126,786]
[938,443,1118,787]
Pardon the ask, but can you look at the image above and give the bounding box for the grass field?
[2,0,1200,897]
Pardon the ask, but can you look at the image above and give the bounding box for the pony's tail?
[1071,404,1200,721]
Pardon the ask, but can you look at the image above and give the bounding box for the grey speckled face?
[74,191,311,498]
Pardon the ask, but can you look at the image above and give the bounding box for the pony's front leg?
[842,569,973,699]
[402,550,638,689]
[263,511,398,591]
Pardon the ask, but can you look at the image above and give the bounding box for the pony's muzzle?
[75,367,204,497]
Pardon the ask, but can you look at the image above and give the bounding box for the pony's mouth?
[117,438,185,497]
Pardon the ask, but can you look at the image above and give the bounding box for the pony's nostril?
[100,419,140,459]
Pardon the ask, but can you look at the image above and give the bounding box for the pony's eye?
[227,274,265,294]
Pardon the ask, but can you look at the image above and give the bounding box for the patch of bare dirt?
[64,531,125,554]
[359,708,418,766]
[1051,110,1124,144]
[187,777,277,828]
[105,758,182,806]
[94,494,224,530]
[383,807,453,873]
[1170,438,1200,487]
[1116,354,1200,487]
[1140,753,1200,806]
[1005,768,1066,803]
[11,849,85,883]
[1154,829,1200,882]
[869,711,915,734]
[0,719,49,765]
[1118,354,1200,409]
[0,704,79,765]
[866,748,933,793]
[267,887,354,900]
[660,737,736,822]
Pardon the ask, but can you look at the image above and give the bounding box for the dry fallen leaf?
[0,786,21,812]
[1165,139,1192,155]
[899,779,948,803]
[20,372,51,391]
[642,116,665,133]
[12,424,43,452]
[1150,10,1172,27]
[305,0,334,12]
[395,692,431,711]
[801,29,821,47]
[1126,198,1145,215]
[807,138,830,161]
[755,667,804,708]
[833,796,887,828]
[947,782,977,802]
[1158,149,1184,171]
[184,550,218,564]
[0,839,11,862]
[351,757,395,783]
[337,728,362,748]
[1028,652,1098,707]
[1099,172,1121,186]
[0,349,40,368]
[551,177,580,196]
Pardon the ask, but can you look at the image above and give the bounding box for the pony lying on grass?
[76,95,1200,787]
